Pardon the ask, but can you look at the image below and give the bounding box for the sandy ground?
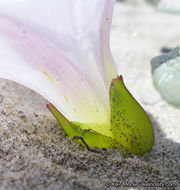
[0,1,180,190]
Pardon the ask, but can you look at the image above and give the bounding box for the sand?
[0,1,179,189]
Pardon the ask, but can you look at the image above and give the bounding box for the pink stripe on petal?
[0,16,110,123]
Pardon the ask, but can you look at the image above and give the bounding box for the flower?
[0,0,154,155]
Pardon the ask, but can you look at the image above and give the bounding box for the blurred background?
[111,0,180,140]
[112,0,180,96]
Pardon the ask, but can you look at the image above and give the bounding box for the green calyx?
[110,76,154,155]
[47,75,154,155]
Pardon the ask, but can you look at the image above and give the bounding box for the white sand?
[0,1,179,189]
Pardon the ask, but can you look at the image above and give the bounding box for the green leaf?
[47,104,123,150]
[47,75,154,155]
[110,76,154,155]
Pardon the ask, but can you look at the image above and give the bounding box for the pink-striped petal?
[0,0,117,123]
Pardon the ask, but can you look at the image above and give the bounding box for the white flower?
[0,0,117,123]
[0,0,154,155]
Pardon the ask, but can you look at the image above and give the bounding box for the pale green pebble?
[151,46,180,106]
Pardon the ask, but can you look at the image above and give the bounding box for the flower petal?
[0,16,108,123]
[0,0,117,99]
[0,0,117,123]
